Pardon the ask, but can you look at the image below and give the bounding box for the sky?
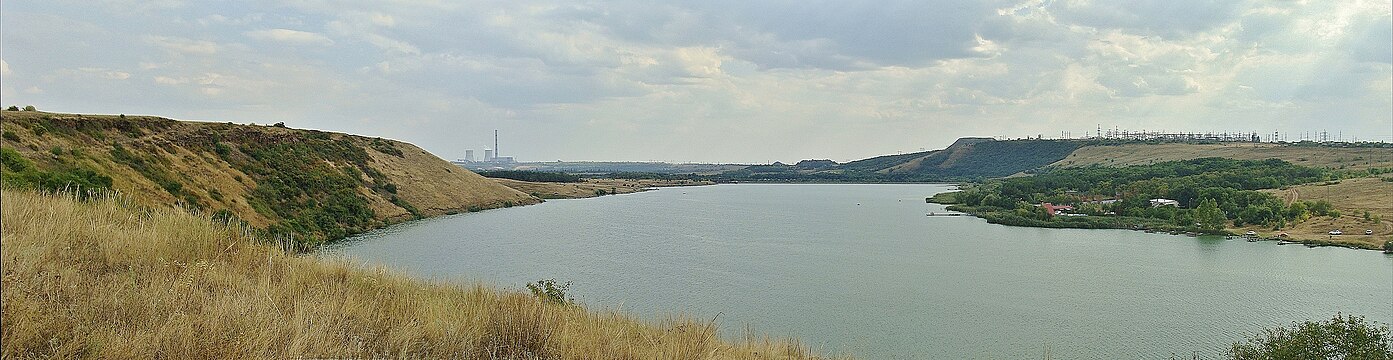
[2,1,1390,163]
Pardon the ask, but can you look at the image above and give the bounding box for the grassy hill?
[1054,142,1393,170]
[0,110,537,245]
[0,189,828,359]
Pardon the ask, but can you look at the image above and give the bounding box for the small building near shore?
[1041,202,1075,216]
[1150,199,1180,207]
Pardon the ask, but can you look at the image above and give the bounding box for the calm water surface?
[327,184,1393,359]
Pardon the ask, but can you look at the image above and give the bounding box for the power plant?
[456,129,515,165]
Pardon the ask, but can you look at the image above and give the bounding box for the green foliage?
[526,279,574,305]
[369,137,404,157]
[1194,199,1226,231]
[5,105,18,111]
[478,170,582,183]
[1383,240,1393,252]
[109,144,183,196]
[1,147,113,196]
[22,105,36,111]
[389,195,422,219]
[50,146,63,157]
[213,132,389,244]
[594,189,607,196]
[2,131,18,142]
[952,158,1336,232]
[1228,314,1392,359]
[603,172,700,181]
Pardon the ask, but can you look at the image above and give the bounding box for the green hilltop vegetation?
[934,157,1393,249]
[0,110,536,247]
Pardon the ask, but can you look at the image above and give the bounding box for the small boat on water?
[1277,240,1290,245]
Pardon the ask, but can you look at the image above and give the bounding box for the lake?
[326,183,1393,359]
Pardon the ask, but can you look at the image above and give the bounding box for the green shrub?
[22,105,35,111]
[2,131,18,142]
[1,147,113,196]
[1228,314,1392,359]
[5,105,18,111]
[526,279,574,305]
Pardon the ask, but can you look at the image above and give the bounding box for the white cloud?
[244,29,334,46]
[144,35,219,55]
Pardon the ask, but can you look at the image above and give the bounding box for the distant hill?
[1054,142,1393,170]
[0,110,536,244]
[720,137,1081,181]
[719,138,1393,183]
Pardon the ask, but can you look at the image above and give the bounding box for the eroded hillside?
[0,110,536,244]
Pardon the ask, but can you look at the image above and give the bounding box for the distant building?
[1041,202,1075,216]
[465,149,475,162]
[484,149,494,161]
[1150,199,1180,207]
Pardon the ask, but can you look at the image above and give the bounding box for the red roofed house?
[1041,202,1074,216]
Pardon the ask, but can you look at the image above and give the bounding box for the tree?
[5,105,18,111]
[1384,240,1393,253]
[1229,314,1392,360]
[1194,198,1226,231]
[22,105,36,111]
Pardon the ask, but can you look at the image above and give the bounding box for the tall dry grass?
[1,189,835,359]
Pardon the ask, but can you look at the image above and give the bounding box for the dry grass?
[1250,177,1393,249]
[1055,143,1393,170]
[494,178,713,199]
[0,189,834,359]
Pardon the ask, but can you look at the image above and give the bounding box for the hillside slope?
[0,110,536,244]
[874,138,1081,178]
[1053,143,1393,170]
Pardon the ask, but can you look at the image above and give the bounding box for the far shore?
[493,177,714,199]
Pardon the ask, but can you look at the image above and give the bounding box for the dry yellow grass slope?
[1251,177,1393,249]
[1054,143,1393,170]
[0,189,833,359]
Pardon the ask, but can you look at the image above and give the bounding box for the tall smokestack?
[494,130,499,157]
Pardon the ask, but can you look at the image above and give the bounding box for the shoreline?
[932,200,1390,252]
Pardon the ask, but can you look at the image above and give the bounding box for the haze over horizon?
[3,1,1390,164]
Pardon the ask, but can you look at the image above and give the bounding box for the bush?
[2,131,19,142]
[1228,314,1392,359]
[5,105,18,111]
[526,279,574,305]
[22,105,36,111]
[1,147,113,196]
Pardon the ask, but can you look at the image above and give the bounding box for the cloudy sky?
[2,1,1390,163]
